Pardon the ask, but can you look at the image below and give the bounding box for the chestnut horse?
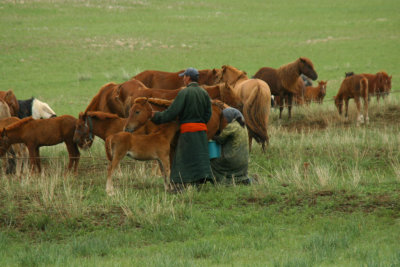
[334,74,369,125]
[0,116,80,174]
[216,65,271,152]
[0,90,19,117]
[253,57,318,119]
[115,81,242,116]
[132,68,221,89]
[346,71,392,102]
[84,79,146,117]
[304,80,328,104]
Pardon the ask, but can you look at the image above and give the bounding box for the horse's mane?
[86,111,120,120]
[134,97,172,108]
[222,65,248,83]
[84,82,117,112]
[211,99,226,110]
[5,117,34,131]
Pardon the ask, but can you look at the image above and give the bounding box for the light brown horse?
[216,65,271,152]
[253,57,318,119]
[132,69,221,89]
[335,74,369,126]
[304,80,328,104]
[115,81,242,116]
[84,79,146,117]
[0,116,80,174]
[0,90,19,117]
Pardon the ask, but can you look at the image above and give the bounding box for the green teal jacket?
[151,82,212,125]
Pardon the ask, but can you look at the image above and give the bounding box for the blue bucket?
[208,140,221,159]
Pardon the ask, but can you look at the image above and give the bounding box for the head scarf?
[222,108,244,123]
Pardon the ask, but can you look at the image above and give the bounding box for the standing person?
[210,108,251,184]
[151,67,213,191]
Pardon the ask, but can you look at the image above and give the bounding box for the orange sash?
[180,122,207,133]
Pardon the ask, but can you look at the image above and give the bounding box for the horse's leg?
[354,97,362,126]
[364,96,369,124]
[157,156,170,191]
[278,94,284,119]
[65,141,80,176]
[287,93,293,119]
[28,146,39,175]
[14,146,22,178]
[106,147,125,196]
[344,99,349,118]
[248,132,253,153]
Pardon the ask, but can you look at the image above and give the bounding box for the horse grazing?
[216,65,271,152]
[334,75,369,125]
[0,101,29,177]
[84,80,146,117]
[0,116,80,174]
[132,69,221,89]
[0,90,19,117]
[18,98,56,119]
[346,71,392,102]
[304,81,328,104]
[253,57,318,119]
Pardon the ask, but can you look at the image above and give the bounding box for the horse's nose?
[124,127,133,133]
[51,114,57,118]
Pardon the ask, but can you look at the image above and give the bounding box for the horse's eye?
[135,111,140,115]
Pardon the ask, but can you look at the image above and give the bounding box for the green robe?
[210,121,249,183]
[151,82,213,184]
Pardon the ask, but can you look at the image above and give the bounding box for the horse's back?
[134,70,184,89]
[253,67,280,95]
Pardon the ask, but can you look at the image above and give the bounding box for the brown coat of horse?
[132,69,221,89]
[0,90,19,117]
[253,57,318,119]
[115,81,242,116]
[361,72,392,102]
[335,75,369,125]
[0,116,80,174]
[216,65,271,152]
[84,79,146,117]
[304,81,328,104]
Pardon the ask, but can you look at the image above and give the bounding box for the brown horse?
[216,65,271,152]
[347,72,392,102]
[132,69,221,89]
[84,79,146,117]
[304,80,328,104]
[0,90,19,117]
[72,110,158,149]
[115,81,242,116]
[335,75,369,125]
[0,116,80,174]
[253,57,318,119]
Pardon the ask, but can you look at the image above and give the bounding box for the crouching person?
[211,108,251,184]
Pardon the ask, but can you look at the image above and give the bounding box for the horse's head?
[32,98,57,119]
[219,82,243,109]
[218,65,247,86]
[212,68,222,84]
[378,72,392,92]
[0,128,11,156]
[73,112,94,149]
[334,96,343,115]
[298,57,318,81]
[124,98,152,133]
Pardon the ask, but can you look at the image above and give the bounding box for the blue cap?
[179,67,199,80]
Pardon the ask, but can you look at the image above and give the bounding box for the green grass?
[1,0,400,266]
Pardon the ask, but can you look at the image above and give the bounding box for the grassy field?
[1,0,400,266]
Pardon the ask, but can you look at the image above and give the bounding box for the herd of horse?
[0,57,393,194]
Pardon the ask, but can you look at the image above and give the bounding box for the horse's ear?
[299,57,306,63]
[114,86,121,100]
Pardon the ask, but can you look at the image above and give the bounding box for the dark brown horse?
[253,57,318,119]
[0,116,80,174]
[132,69,221,89]
[335,74,369,125]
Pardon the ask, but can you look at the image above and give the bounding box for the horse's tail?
[243,82,271,147]
[105,136,113,162]
[360,76,368,99]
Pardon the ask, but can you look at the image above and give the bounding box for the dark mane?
[17,97,35,118]
[4,117,34,131]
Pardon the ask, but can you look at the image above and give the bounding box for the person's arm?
[151,91,185,124]
[213,122,235,145]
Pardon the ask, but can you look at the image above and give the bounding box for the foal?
[105,99,179,195]
[0,116,80,174]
